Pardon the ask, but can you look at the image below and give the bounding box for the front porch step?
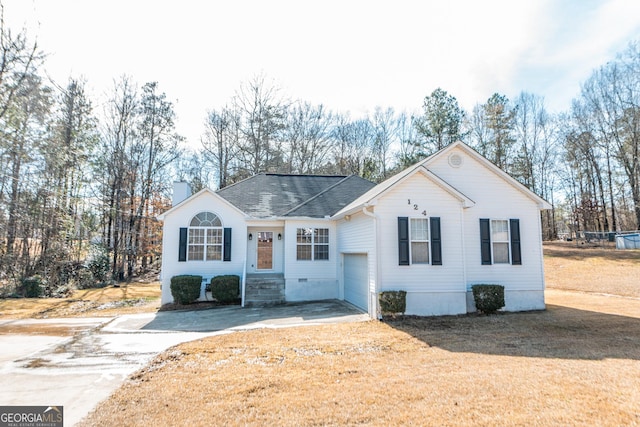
[245,274,285,307]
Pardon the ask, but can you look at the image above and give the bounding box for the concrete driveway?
[0,301,368,426]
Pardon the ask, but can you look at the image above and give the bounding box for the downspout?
[460,201,469,311]
[241,259,247,308]
[362,203,380,319]
[537,207,547,300]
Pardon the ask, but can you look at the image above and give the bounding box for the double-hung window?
[410,218,430,264]
[296,228,329,260]
[479,218,521,265]
[398,217,442,266]
[491,220,510,263]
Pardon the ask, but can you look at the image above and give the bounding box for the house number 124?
[408,199,428,216]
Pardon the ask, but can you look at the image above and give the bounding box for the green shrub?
[21,276,43,298]
[170,275,203,304]
[74,267,101,290]
[87,243,111,286]
[210,275,240,303]
[471,284,505,314]
[379,290,407,315]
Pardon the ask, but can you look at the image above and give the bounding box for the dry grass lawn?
[0,282,161,319]
[79,244,640,427]
[544,241,640,298]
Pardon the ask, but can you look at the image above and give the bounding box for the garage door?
[343,254,368,311]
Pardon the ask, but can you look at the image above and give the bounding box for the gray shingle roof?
[216,173,376,218]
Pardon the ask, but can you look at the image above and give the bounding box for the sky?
[4,0,640,148]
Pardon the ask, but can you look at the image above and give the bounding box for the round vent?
[448,153,463,168]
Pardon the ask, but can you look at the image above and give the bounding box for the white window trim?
[409,217,431,265]
[490,219,510,264]
[187,212,223,262]
[296,227,329,261]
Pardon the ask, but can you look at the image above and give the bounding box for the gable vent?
[448,153,463,168]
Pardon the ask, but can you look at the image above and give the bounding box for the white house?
[158,141,552,318]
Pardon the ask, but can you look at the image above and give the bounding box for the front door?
[257,231,273,270]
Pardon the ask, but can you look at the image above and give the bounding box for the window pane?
[411,219,429,241]
[297,228,313,244]
[206,245,222,261]
[493,242,509,263]
[314,244,329,260]
[191,212,221,227]
[208,228,222,244]
[205,212,222,227]
[492,220,509,241]
[189,229,204,244]
[188,245,204,261]
[297,245,312,260]
[315,228,329,244]
[411,242,429,263]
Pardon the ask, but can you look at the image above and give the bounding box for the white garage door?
[343,254,368,311]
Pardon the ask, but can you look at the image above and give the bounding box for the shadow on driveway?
[105,300,370,333]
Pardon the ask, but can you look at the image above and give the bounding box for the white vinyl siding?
[427,146,546,294]
[375,172,465,294]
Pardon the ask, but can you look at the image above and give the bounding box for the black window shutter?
[398,217,410,266]
[223,228,232,261]
[510,219,521,265]
[480,218,492,265]
[430,217,442,265]
[178,227,187,262]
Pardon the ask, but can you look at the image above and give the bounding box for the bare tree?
[395,111,421,168]
[96,76,138,280]
[371,106,397,180]
[132,82,180,274]
[576,42,640,229]
[330,113,377,179]
[0,4,43,120]
[283,101,333,174]
[1,73,50,268]
[232,74,288,176]
[202,106,239,189]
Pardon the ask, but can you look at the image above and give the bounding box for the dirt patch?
[0,283,161,319]
[0,323,85,336]
[24,357,50,368]
[158,300,239,312]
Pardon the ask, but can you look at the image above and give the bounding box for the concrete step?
[245,274,285,306]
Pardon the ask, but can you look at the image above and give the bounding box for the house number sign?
[408,199,427,216]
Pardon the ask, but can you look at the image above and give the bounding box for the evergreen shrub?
[170,275,203,304]
[379,290,407,315]
[210,275,240,303]
[21,276,43,298]
[471,284,505,314]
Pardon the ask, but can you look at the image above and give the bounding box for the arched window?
[190,212,222,227]
[188,212,223,261]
